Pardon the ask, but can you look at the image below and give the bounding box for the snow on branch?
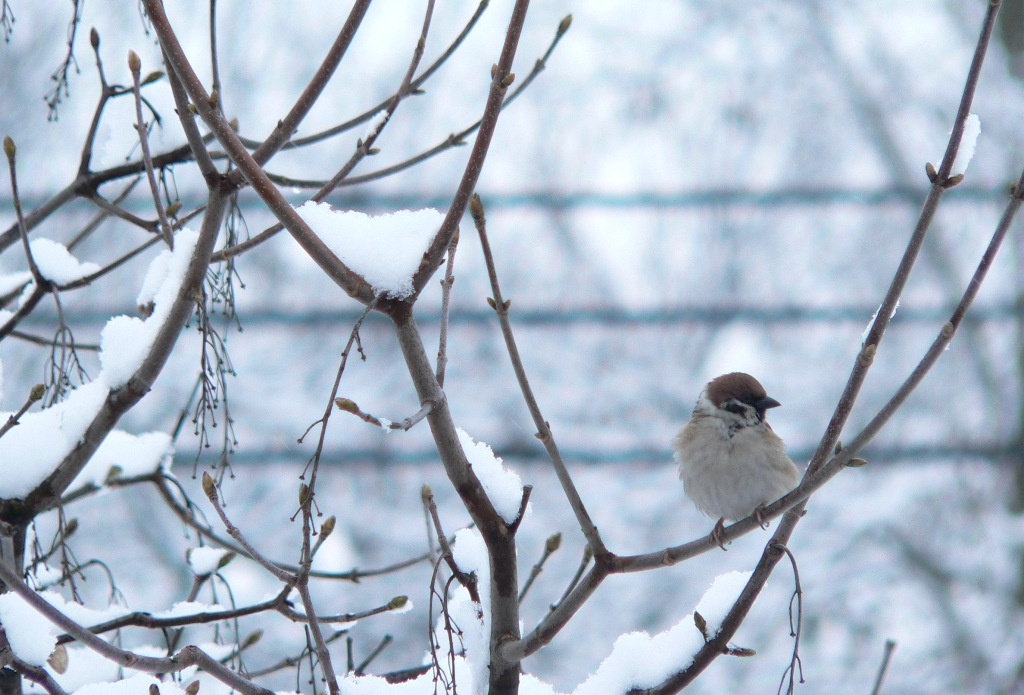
[294,201,443,300]
[0,230,195,498]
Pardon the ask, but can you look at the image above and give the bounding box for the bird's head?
[696,372,781,428]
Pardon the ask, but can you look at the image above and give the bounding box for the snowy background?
[2,1,1024,693]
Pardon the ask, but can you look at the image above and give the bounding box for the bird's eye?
[722,402,747,416]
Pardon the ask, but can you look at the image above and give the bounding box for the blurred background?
[1,1,1024,693]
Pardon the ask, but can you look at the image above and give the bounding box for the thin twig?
[294,575,340,693]
[277,596,408,626]
[354,634,393,675]
[201,472,295,584]
[0,384,44,440]
[57,587,291,645]
[242,0,372,172]
[518,532,561,603]
[129,50,173,247]
[471,193,607,556]
[548,544,592,614]
[0,559,273,695]
[77,28,111,176]
[775,544,804,695]
[333,396,434,432]
[870,640,898,695]
[423,486,480,603]
[236,0,491,152]
[436,229,459,387]
[298,298,378,477]
[67,176,142,250]
[4,137,46,287]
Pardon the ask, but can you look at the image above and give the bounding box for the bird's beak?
[757,396,781,411]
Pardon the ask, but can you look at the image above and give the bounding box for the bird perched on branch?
[673,372,800,549]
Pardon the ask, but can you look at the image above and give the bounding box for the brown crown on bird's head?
[705,372,781,419]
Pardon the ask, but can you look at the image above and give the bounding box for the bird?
[673,372,800,548]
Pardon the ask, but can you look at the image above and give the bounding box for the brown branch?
[143,0,372,304]
[333,397,433,432]
[408,0,532,301]
[471,193,607,556]
[0,384,44,440]
[870,640,898,695]
[237,0,490,152]
[422,485,480,603]
[129,50,174,247]
[238,0,371,173]
[518,532,561,603]
[4,137,46,288]
[0,558,272,694]
[57,586,292,645]
[12,184,229,520]
[201,472,295,585]
[435,229,459,387]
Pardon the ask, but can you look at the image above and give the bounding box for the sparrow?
[673,372,800,548]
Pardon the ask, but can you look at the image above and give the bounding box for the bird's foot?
[752,503,770,530]
[710,517,727,550]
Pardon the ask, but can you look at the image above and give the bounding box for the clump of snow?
[0,225,193,499]
[0,381,110,498]
[38,590,131,628]
[442,528,490,694]
[0,270,31,296]
[100,229,199,388]
[693,570,751,637]
[457,428,526,524]
[0,593,57,666]
[0,384,174,499]
[187,546,232,576]
[341,528,492,694]
[73,674,190,695]
[28,239,100,285]
[861,300,899,345]
[363,109,390,142]
[294,201,443,299]
[70,431,172,489]
[951,112,980,175]
[153,600,228,619]
[574,571,751,694]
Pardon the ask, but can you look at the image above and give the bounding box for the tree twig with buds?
[423,486,480,603]
[471,192,608,557]
[0,558,273,695]
[4,136,46,289]
[333,397,434,432]
[436,228,459,387]
[298,298,378,475]
[519,532,562,603]
[0,384,44,440]
[201,472,295,584]
[129,49,173,247]
[629,5,1008,691]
